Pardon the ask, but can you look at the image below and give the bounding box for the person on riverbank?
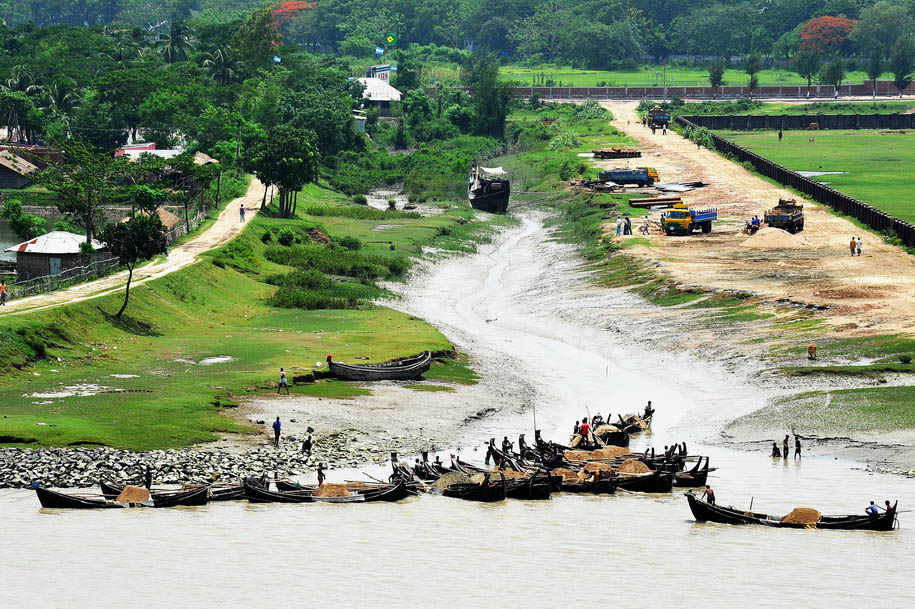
[702,486,716,505]
[849,237,857,256]
[856,237,862,256]
[317,463,326,485]
[272,417,281,446]
[771,442,781,457]
[302,435,313,457]
[239,204,246,223]
[783,435,789,459]
[278,368,289,394]
[616,217,623,236]
[502,436,513,454]
[0,280,7,305]
[778,129,783,142]
[624,217,632,235]
[807,344,817,360]
[794,435,802,459]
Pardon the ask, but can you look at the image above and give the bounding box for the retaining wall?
[680,114,915,130]
[675,116,915,248]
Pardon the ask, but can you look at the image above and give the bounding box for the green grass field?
[677,100,915,116]
[501,65,889,88]
[720,130,915,224]
[0,183,500,450]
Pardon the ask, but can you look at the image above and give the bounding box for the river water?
[3,212,913,608]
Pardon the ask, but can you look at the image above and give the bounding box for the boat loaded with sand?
[468,166,510,214]
[326,351,432,381]
[686,492,898,530]
[34,483,208,509]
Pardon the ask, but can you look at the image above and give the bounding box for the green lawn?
[677,100,915,116]
[720,130,915,224]
[501,65,889,88]
[0,183,496,450]
[762,386,915,433]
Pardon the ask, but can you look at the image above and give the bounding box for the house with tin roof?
[5,231,108,282]
[0,150,39,188]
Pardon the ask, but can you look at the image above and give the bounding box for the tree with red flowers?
[272,1,316,28]
[799,16,856,55]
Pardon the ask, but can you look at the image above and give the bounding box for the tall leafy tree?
[100,213,167,318]
[889,35,915,97]
[822,57,846,92]
[158,20,195,64]
[799,15,855,55]
[234,7,278,73]
[708,59,725,95]
[202,48,238,84]
[246,126,319,217]
[462,53,514,139]
[794,47,822,94]
[866,54,883,96]
[850,1,913,61]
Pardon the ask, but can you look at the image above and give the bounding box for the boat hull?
[469,183,510,214]
[328,351,432,382]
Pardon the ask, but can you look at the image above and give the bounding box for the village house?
[357,77,402,116]
[0,151,39,189]
[5,231,108,282]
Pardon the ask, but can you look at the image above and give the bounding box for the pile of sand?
[116,485,151,502]
[594,424,621,435]
[781,507,821,525]
[739,227,806,249]
[590,446,631,459]
[617,459,652,474]
[313,483,352,498]
[430,472,472,490]
[582,462,615,475]
[564,450,592,461]
[470,470,527,483]
[550,468,582,482]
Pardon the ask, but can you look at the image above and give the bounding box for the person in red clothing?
[579,417,591,443]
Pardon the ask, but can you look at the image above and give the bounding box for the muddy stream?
[3,210,913,608]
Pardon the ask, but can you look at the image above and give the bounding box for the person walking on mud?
[272,416,281,446]
[849,237,857,256]
[278,368,289,394]
[239,203,246,223]
[0,280,8,306]
[616,216,623,236]
[856,237,862,256]
[783,434,790,459]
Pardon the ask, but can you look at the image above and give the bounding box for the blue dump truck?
[597,166,659,187]
[661,202,718,235]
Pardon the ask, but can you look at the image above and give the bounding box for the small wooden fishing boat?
[243,477,314,503]
[100,479,211,506]
[557,477,617,495]
[276,479,412,503]
[614,470,673,493]
[504,471,552,500]
[440,473,506,502]
[35,485,125,509]
[468,166,510,214]
[686,493,898,530]
[326,351,432,381]
[674,457,712,488]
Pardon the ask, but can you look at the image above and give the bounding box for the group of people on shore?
[771,433,802,459]
[849,236,863,256]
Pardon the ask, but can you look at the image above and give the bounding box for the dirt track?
[1,178,265,316]
[601,101,915,337]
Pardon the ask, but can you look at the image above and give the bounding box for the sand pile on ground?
[430,472,472,489]
[116,485,151,502]
[591,446,631,459]
[617,459,652,474]
[781,507,821,525]
[564,450,592,461]
[739,227,806,249]
[313,483,352,498]
[814,285,885,299]
[550,468,581,481]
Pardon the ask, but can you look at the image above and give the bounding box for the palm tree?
[100,24,144,65]
[38,77,82,116]
[202,48,238,84]
[2,65,34,93]
[157,20,194,64]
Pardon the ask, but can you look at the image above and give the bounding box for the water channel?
[3,211,912,608]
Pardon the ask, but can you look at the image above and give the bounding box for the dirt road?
[601,101,915,337]
[1,178,265,316]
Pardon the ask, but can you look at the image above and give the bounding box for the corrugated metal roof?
[357,78,402,102]
[0,151,39,176]
[5,231,105,255]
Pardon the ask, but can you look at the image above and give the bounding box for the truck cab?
[765,198,805,233]
[662,202,717,235]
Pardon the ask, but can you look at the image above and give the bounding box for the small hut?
[5,231,107,282]
[0,151,39,188]
[357,77,402,116]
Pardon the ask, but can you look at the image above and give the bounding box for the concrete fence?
[675,116,915,248]
[680,114,915,130]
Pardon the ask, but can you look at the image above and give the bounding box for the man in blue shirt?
[272,417,281,447]
[865,501,880,516]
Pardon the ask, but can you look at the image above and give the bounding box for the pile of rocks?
[0,429,429,489]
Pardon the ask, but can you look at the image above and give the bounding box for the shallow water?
[4,212,913,608]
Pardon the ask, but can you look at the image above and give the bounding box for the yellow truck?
[661,202,718,235]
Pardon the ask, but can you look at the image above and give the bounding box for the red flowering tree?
[272,1,316,28]
[799,16,856,55]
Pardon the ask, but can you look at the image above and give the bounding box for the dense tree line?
[3,0,915,70]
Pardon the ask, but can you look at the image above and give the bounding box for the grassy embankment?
[500,65,891,88]
[0,183,505,450]
[670,99,915,116]
[510,102,915,431]
[719,130,915,226]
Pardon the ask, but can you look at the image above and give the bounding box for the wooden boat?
[326,351,432,381]
[557,477,616,495]
[468,166,510,214]
[35,485,125,509]
[440,473,506,502]
[686,493,898,530]
[276,479,412,503]
[243,477,314,503]
[504,470,552,500]
[674,457,712,488]
[100,479,213,505]
[614,470,673,493]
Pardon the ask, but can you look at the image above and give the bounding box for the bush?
[548,131,580,150]
[260,230,273,244]
[352,194,367,205]
[573,99,609,120]
[900,355,913,364]
[277,229,295,246]
[338,236,362,250]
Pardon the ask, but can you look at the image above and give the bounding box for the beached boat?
[326,351,432,382]
[243,477,314,503]
[468,166,510,214]
[36,483,207,509]
[439,473,506,502]
[614,470,674,493]
[686,493,898,530]
[275,479,412,503]
[101,479,242,503]
[673,457,712,488]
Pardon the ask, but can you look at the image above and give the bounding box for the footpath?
[0,178,265,316]
[601,101,915,338]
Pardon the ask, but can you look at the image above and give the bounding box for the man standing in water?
[794,434,802,459]
[783,434,790,459]
[272,416,281,446]
[317,463,326,485]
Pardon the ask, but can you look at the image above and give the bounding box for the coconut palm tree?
[100,24,145,65]
[202,48,238,84]
[157,20,194,64]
